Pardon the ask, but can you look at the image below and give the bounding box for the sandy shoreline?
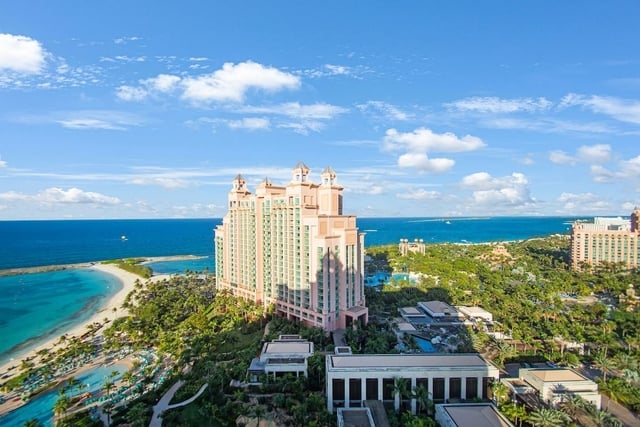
[0,263,142,378]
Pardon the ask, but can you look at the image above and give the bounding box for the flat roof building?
[325,350,500,413]
[457,306,493,323]
[519,368,600,409]
[214,163,368,332]
[248,335,314,381]
[435,403,514,427]
[418,301,463,319]
[570,208,640,271]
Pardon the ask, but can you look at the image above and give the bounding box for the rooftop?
[262,341,313,355]
[440,403,514,427]
[328,353,496,370]
[524,368,588,382]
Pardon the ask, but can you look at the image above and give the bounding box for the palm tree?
[412,383,433,415]
[390,376,410,411]
[558,394,586,421]
[491,381,510,407]
[593,350,614,383]
[53,395,70,419]
[591,409,621,427]
[527,407,570,427]
[23,419,43,427]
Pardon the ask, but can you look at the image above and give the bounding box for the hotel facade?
[214,162,368,332]
[570,208,640,271]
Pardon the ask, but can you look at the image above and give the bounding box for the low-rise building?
[418,301,464,320]
[456,306,493,323]
[247,335,314,382]
[518,368,600,409]
[435,403,514,427]
[325,349,500,413]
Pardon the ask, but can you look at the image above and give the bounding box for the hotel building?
[214,162,368,332]
[570,208,640,271]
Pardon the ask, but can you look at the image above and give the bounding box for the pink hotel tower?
[214,162,368,332]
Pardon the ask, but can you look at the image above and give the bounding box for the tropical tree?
[593,350,615,383]
[527,407,570,427]
[53,395,70,418]
[491,381,510,407]
[412,383,433,415]
[591,409,621,427]
[390,376,410,411]
[23,419,43,427]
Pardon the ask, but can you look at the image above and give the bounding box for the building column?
[444,374,450,402]
[461,377,467,401]
[361,379,367,406]
[378,378,383,401]
[327,376,334,412]
[428,376,433,398]
[411,377,417,415]
[345,378,350,408]
[477,376,483,399]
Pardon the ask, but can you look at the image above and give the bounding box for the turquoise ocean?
[0,216,580,424]
[0,216,579,366]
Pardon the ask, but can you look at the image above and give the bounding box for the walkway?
[149,380,208,427]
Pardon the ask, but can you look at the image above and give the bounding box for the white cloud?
[116,85,148,101]
[0,33,46,74]
[557,192,611,212]
[240,102,347,120]
[278,120,325,135]
[181,61,300,103]
[577,144,611,163]
[549,150,576,165]
[227,117,270,130]
[560,93,640,124]
[57,118,126,130]
[128,177,193,189]
[619,155,640,177]
[397,153,455,173]
[383,127,484,173]
[384,128,485,153]
[52,110,142,130]
[0,158,6,168]
[114,36,141,44]
[446,96,552,113]
[461,172,532,206]
[0,188,121,205]
[397,189,441,200]
[143,74,181,92]
[357,101,411,121]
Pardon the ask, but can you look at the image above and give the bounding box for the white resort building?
[214,162,368,332]
[325,348,500,413]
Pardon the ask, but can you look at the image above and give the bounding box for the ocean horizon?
[0,216,578,368]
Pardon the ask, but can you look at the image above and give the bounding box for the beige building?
[570,208,640,271]
[214,162,368,332]
[517,368,600,409]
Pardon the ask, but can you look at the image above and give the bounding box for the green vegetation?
[103,258,153,278]
[365,236,640,422]
[104,274,335,427]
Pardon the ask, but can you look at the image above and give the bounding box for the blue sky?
[1,1,639,219]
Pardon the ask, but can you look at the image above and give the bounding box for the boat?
[121,235,128,241]
[445,221,451,225]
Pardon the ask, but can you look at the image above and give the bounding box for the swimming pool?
[0,363,126,427]
[414,336,437,353]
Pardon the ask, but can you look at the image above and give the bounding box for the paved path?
[601,396,640,427]
[149,380,208,427]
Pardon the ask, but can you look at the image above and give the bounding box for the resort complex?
[570,208,640,271]
[214,162,368,332]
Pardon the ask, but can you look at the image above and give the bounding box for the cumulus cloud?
[383,127,485,173]
[118,62,300,104]
[446,96,552,113]
[181,61,300,103]
[116,74,181,101]
[0,188,121,205]
[560,93,640,124]
[557,192,611,212]
[396,189,441,200]
[577,144,611,163]
[461,172,532,206]
[0,33,46,74]
[619,155,640,177]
